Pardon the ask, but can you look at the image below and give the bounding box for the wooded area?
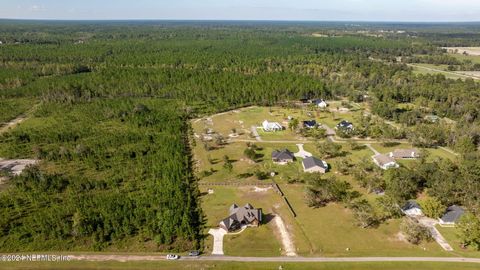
[1,21,480,251]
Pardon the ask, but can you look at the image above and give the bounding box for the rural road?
[66,254,480,263]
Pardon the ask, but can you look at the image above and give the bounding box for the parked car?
[166,254,179,260]
[188,250,200,256]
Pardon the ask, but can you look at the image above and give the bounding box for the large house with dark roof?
[302,156,328,173]
[219,203,262,232]
[272,149,295,164]
[439,205,465,227]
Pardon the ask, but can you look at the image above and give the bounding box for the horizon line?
[1,18,480,24]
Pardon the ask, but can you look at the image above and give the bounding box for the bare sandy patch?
[444,47,480,56]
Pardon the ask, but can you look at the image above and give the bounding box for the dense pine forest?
[1,21,480,251]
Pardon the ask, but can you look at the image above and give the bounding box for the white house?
[389,149,420,159]
[262,120,283,132]
[372,154,399,170]
[313,99,328,108]
[402,200,423,217]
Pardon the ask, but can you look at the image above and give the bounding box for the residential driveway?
[272,215,297,256]
[365,144,380,155]
[250,126,263,142]
[321,124,336,137]
[209,228,227,255]
[294,144,312,159]
[417,217,453,251]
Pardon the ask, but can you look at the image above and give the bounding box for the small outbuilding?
[313,99,328,108]
[439,205,465,227]
[302,156,328,174]
[402,200,423,217]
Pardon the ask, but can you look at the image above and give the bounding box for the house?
[439,205,465,227]
[390,149,420,159]
[272,149,295,164]
[303,120,317,129]
[219,203,262,232]
[302,156,329,173]
[372,154,399,170]
[313,99,328,108]
[262,120,283,132]
[336,120,354,131]
[402,200,423,217]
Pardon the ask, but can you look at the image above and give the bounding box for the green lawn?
[199,186,284,256]
[281,185,448,257]
[2,261,480,270]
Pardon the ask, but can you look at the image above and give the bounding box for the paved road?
[187,256,480,263]
[68,254,480,263]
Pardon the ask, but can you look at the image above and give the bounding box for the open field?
[2,260,480,270]
[444,47,480,56]
[409,63,472,80]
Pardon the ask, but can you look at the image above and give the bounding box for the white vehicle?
[166,254,180,260]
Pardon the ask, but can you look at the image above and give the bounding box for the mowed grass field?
[199,185,310,256]
[2,261,480,270]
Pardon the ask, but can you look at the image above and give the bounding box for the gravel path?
[272,215,297,256]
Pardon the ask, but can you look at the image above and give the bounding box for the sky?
[1,0,480,22]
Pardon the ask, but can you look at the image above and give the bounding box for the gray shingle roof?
[373,154,397,167]
[440,205,465,223]
[272,149,295,161]
[402,200,421,211]
[302,156,328,170]
[220,203,262,231]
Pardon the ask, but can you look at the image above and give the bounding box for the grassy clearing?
[411,64,465,80]
[199,185,283,256]
[436,226,480,258]
[281,185,446,257]
[0,98,36,126]
[1,261,480,270]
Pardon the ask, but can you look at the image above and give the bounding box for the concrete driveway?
[294,144,312,159]
[209,228,227,255]
[417,217,453,251]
